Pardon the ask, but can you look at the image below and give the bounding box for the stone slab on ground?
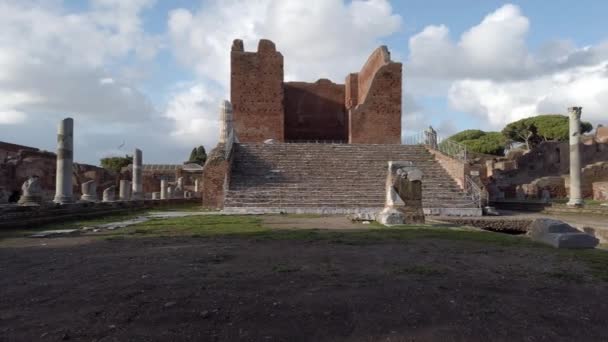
[528,218,599,249]
[29,229,78,238]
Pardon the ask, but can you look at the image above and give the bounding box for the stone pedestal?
[377,161,425,225]
[53,118,74,204]
[567,107,584,207]
[102,186,116,202]
[119,180,131,201]
[132,148,143,200]
[160,180,168,200]
[18,177,43,206]
[80,180,97,202]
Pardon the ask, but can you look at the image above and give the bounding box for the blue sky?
[0,0,606,164]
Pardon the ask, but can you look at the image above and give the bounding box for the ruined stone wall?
[0,141,38,161]
[345,73,358,110]
[593,182,608,201]
[231,39,284,142]
[348,47,402,144]
[283,79,347,141]
[201,144,231,209]
[1,148,116,202]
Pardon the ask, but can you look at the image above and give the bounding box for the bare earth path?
[1,234,607,341]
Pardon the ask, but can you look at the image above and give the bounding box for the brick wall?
[230,39,402,144]
[427,149,468,190]
[201,144,231,209]
[283,79,347,141]
[231,39,284,142]
[348,47,402,144]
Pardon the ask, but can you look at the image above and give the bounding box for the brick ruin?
[0,141,116,202]
[478,132,608,201]
[230,39,402,144]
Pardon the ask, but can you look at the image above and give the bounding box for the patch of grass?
[147,202,211,212]
[123,215,266,237]
[391,265,446,276]
[0,211,146,240]
[557,249,608,282]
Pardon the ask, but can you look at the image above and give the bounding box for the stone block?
[528,218,599,249]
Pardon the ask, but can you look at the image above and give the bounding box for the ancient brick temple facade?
[230,39,402,144]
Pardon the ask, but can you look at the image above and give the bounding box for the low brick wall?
[427,149,468,190]
[0,199,199,230]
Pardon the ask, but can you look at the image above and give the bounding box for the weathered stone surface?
[80,180,97,202]
[593,182,608,201]
[160,179,168,200]
[378,161,425,225]
[18,176,43,206]
[119,180,131,201]
[528,218,598,249]
[152,192,160,200]
[567,107,583,206]
[53,118,74,204]
[131,148,143,200]
[102,186,116,202]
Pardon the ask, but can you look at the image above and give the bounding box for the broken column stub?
[18,177,43,206]
[102,186,116,202]
[80,180,97,202]
[119,180,131,201]
[377,161,425,225]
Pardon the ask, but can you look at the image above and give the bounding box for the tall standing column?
[567,106,584,207]
[53,118,74,204]
[160,179,168,200]
[132,148,143,200]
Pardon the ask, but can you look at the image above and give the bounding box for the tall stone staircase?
[224,143,482,215]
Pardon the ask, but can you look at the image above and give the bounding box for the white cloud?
[168,0,401,86]
[164,83,224,148]
[165,0,402,148]
[0,109,27,124]
[407,3,608,130]
[0,0,160,124]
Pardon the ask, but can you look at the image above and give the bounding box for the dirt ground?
[1,234,607,341]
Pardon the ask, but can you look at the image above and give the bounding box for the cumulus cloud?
[407,3,608,130]
[168,0,401,86]
[0,0,160,125]
[165,0,402,148]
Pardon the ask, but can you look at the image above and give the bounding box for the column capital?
[568,106,582,119]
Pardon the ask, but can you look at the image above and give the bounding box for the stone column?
[53,118,74,204]
[160,179,168,200]
[102,186,116,202]
[80,180,97,202]
[194,179,200,193]
[167,186,174,199]
[132,148,143,200]
[567,107,584,207]
[219,100,233,144]
[119,180,131,201]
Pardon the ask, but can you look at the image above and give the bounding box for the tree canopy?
[502,114,593,149]
[100,154,133,173]
[188,146,207,165]
[446,129,507,156]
